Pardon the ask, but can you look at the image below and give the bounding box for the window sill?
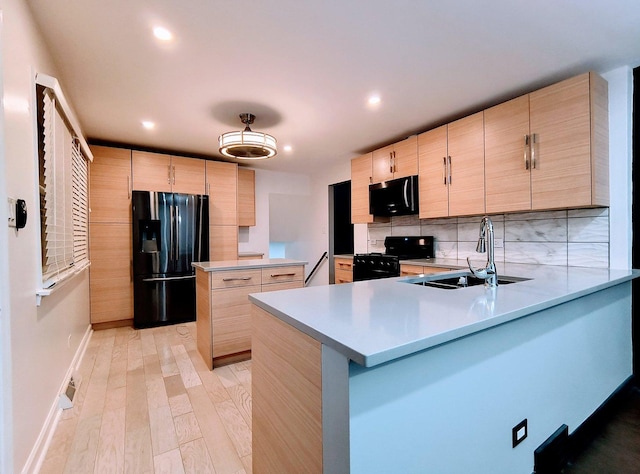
[36,262,90,306]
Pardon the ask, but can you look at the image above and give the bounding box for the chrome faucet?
[467,216,498,288]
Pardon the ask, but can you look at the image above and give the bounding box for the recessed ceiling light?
[368,95,381,106]
[141,121,155,130]
[153,26,173,41]
[283,145,293,152]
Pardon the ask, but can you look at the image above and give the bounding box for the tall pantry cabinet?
[88,145,133,326]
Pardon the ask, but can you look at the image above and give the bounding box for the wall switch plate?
[512,419,528,448]
[7,198,17,227]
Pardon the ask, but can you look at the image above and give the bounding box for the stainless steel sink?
[404,272,530,290]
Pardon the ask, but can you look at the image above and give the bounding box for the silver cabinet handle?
[172,165,176,185]
[127,175,131,199]
[531,134,537,169]
[222,276,253,281]
[403,178,409,207]
[447,156,452,185]
[442,157,447,185]
[389,152,393,174]
[167,164,172,184]
[524,135,530,170]
[270,273,296,277]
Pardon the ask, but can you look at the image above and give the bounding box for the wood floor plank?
[215,399,252,458]
[153,448,186,474]
[141,330,158,357]
[241,454,252,474]
[187,385,245,474]
[124,426,154,474]
[213,365,240,389]
[164,374,187,399]
[174,411,202,445]
[63,413,102,474]
[94,407,126,472]
[227,384,252,428]
[149,404,179,455]
[171,344,202,389]
[169,393,193,418]
[180,438,217,474]
[39,417,78,474]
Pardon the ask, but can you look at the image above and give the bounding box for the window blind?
[39,87,90,288]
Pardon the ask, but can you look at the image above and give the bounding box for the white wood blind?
[40,88,90,288]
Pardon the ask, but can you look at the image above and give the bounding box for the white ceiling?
[26,0,640,174]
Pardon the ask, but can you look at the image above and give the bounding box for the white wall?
[0,1,91,471]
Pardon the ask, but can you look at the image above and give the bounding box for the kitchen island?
[193,258,306,369]
[249,262,638,473]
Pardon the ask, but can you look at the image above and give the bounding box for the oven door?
[353,255,400,281]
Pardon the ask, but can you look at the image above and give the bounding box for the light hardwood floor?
[41,323,252,474]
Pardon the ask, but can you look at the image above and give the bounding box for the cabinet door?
[529,73,594,210]
[400,264,424,277]
[418,126,449,218]
[210,225,238,261]
[372,145,394,184]
[211,284,260,358]
[447,112,485,216]
[351,153,374,224]
[238,168,256,226]
[171,156,206,195]
[89,223,132,324]
[131,151,172,192]
[392,136,418,179]
[334,257,353,284]
[484,95,532,213]
[206,161,237,226]
[89,145,132,223]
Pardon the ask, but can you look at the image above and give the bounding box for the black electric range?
[352,236,434,282]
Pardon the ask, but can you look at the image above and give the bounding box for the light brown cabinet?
[372,136,418,184]
[89,223,133,325]
[485,72,608,213]
[418,112,485,218]
[88,145,133,326]
[334,257,353,284]
[132,150,206,195]
[238,167,256,226]
[351,153,374,224]
[400,264,454,277]
[196,264,305,369]
[89,145,132,223]
[206,161,239,260]
[209,225,238,261]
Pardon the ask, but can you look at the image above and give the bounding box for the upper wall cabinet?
[89,145,132,223]
[418,113,485,218]
[132,151,206,195]
[238,168,256,227]
[206,161,238,226]
[372,136,418,184]
[351,153,374,224]
[485,72,609,213]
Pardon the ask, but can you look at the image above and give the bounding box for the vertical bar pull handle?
[447,156,452,185]
[127,175,131,199]
[167,165,172,184]
[531,134,537,169]
[524,135,530,170]
[442,157,447,185]
[389,152,393,174]
[172,166,176,185]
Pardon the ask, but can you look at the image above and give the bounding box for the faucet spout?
[467,216,498,288]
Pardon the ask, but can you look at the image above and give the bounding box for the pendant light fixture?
[218,113,277,159]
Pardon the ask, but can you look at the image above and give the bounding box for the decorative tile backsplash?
[368,208,610,268]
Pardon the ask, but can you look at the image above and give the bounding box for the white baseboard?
[22,325,93,474]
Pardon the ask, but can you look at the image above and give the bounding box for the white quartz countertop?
[249,262,639,367]
[193,258,307,272]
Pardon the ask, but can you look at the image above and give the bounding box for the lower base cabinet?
[334,257,353,284]
[400,264,454,277]
[196,264,305,369]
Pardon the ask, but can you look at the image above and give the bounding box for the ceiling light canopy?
[219,113,277,160]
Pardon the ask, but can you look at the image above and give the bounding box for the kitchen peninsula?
[249,262,638,473]
[193,258,306,369]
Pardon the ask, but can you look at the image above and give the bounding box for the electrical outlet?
[512,419,528,448]
[494,238,504,248]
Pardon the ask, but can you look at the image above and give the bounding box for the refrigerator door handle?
[169,204,175,263]
[142,275,196,282]
[175,205,180,264]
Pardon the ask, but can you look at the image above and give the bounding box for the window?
[36,78,90,290]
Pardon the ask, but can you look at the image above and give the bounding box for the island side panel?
[348,283,632,473]
[195,268,213,370]
[252,304,323,473]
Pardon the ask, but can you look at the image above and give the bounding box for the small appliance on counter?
[132,191,209,328]
[353,236,434,281]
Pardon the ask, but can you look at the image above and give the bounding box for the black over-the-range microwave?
[369,175,419,217]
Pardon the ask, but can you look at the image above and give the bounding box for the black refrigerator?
[132,191,209,328]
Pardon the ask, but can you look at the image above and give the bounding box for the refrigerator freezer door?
[133,274,196,328]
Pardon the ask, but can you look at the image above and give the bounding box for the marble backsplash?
[367,208,610,268]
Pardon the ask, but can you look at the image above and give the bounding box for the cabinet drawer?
[422,266,453,275]
[261,265,304,285]
[262,281,304,292]
[211,269,262,289]
[334,257,353,271]
[400,264,425,276]
[335,269,353,284]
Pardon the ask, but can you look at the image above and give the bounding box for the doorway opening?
[328,181,354,284]
[632,65,639,378]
